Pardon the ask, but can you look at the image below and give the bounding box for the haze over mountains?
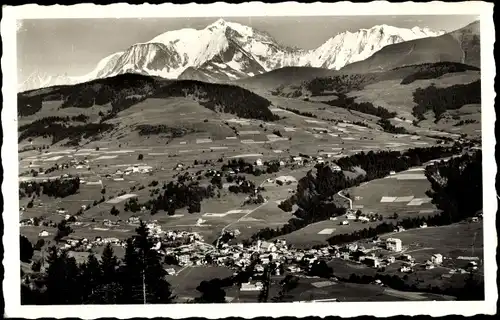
[19,19,447,92]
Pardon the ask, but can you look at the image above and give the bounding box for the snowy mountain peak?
[20,20,448,91]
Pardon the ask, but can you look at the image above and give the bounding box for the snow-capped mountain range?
[19,19,445,92]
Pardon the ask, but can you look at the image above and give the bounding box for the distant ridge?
[341,21,480,73]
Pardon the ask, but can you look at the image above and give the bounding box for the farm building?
[401,254,413,262]
[255,159,263,166]
[260,241,277,252]
[386,238,402,252]
[347,243,358,252]
[241,282,263,291]
[345,213,356,220]
[363,256,380,268]
[275,176,297,184]
[38,230,50,237]
[165,268,176,275]
[400,265,412,273]
[431,254,443,265]
[330,164,342,172]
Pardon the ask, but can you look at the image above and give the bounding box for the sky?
[17,15,478,82]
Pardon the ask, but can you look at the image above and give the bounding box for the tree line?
[399,62,479,85]
[135,124,195,137]
[18,122,114,145]
[154,80,279,121]
[19,176,80,199]
[412,80,481,121]
[139,180,216,215]
[377,118,409,134]
[324,93,397,119]
[19,115,89,132]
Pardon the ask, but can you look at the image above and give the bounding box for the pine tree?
[79,254,102,303]
[44,247,81,304]
[100,243,119,282]
[119,221,174,304]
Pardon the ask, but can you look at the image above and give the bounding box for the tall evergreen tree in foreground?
[119,221,174,304]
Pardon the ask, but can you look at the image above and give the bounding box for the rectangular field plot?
[43,156,65,162]
[210,146,228,150]
[312,281,336,288]
[230,153,263,158]
[395,174,427,180]
[407,198,432,206]
[196,138,213,144]
[94,155,118,160]
[304,119,326,124]
[107,193,138,204]
[239,131,260,135]
[393,196,415,202]
[318,228,335,235]
[380,196,397,203]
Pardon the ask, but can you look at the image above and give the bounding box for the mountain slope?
[20,19,446,91]
[17,73,278,122]
[341,21,480,73]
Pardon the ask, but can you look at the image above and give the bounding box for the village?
[24,209,482,293]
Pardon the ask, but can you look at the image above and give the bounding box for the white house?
[420,222,428,228]
[389,171,396,175]
[347,243,358,252]
[38,230,50,237]
[178,255,191,265]
[165,268,176,275]
[345,213,357,220]
[400,266,412,273]
[260,241,277,252]
[241,282,263,291]
[431,254,443,265]
[363,256,380,268]
[292,156,303,165]
[386,238,402,252]
[255,159,263,166]
[330,164,342,172]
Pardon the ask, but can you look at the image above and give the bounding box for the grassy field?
[346,167,439,217]
[379,222,484,264]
